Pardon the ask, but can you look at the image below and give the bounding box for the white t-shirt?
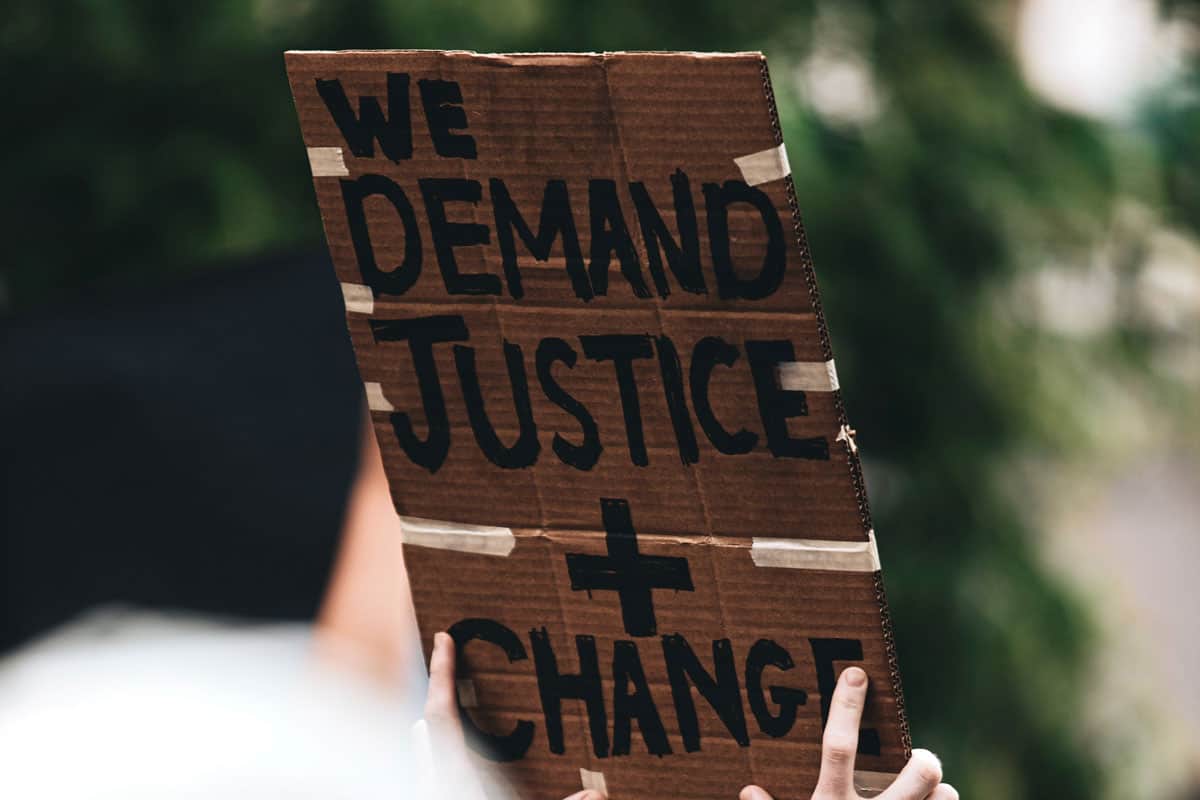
[0,610,490,800]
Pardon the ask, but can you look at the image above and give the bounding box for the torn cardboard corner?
[287,49,910,800]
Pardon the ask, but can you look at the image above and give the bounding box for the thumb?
[424,631,464,740]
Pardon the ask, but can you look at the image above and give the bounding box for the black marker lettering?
[531,629,609,758]
[447,619,535,762]
[745,639,807,738]
[491,178,587,301]
[630,169,705,297]
[417,79,477,159]
[340,174,422,295]
[536,337,602,470]
[703,180,786,300]
[369,315,469,472]
[746,340,829,460]
[655,335,700,465]
[454,340,539,469]
[662,635,749,751]
[419,178,498,295]
[580,335,654,466]
[588,179,651,299]
[690,337,758,455]
[612,640,672,756]
[565,499,694,638]
[316,73,413,162]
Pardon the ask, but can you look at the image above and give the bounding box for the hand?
[425,631,606,800]
[740,667,957,800]
[317,412,415,684]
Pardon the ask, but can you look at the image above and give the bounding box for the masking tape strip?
[854,770,900,797]
[456,679,478,708]
[778,359,839,392]
[340,282,374,314]
[364,381,394,412]
[307,146,349,177]
[400,516,517,557]
[579,768,608,796]
[750,531,880,572]
[734,143,791,186]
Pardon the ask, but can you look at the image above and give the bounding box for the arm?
[317,410,417,683]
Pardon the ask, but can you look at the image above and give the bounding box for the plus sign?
[565,498,694,637]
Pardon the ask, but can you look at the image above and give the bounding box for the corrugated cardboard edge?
[287,48,764,60]
[758,57,913,758]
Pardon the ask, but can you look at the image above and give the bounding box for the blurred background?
[1,1,1198,798]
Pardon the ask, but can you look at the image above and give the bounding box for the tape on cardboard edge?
[778,359,839,392]
[340,282,374,314]
[750,531,880,572]
[456,679,479,708]
[579,768,608,796]
[734,143,791,186]
[854,770,900,797]
[307,146,349,177]
[400,516,516,557]
[364,381,394,412]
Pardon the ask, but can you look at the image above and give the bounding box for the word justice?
[371,317,830,473]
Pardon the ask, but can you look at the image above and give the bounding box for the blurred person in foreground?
[0,419,956,800]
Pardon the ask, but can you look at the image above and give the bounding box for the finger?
[925,783,958,800]
[814,666,868,795]
[739,785,774,800]
[562,791,605,800]
[424,631,462,737]
[879,749,943,800]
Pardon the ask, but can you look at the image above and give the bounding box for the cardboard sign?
[287,50,910,799]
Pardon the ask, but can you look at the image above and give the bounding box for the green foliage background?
[4,2,1198,797]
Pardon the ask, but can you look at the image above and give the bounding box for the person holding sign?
[293,49,957,800]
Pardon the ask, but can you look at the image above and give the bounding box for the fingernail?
[843,666,867,687]
[740,786,772,800]
[434,631,450,649]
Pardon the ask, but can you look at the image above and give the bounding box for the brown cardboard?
[287,50,909,800]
